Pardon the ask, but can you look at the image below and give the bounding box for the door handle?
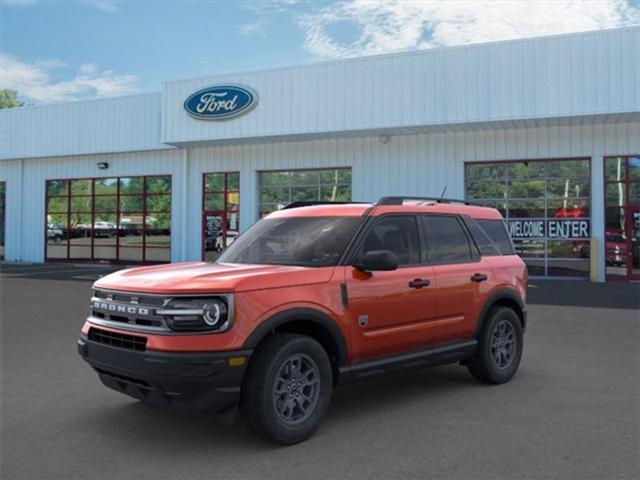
[471,273,488,282]
[409,278,431,289]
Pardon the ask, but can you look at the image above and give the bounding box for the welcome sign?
[508,219,590,239]
[184,85,258,120]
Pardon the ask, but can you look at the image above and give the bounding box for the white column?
[591,154,605,282]
[171,149,189,263]
[240,167,257,232]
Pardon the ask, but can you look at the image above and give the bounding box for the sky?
[1,0,640,105]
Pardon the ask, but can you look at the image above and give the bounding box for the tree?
[0,89,24,109]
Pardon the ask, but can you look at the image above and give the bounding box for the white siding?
[0,93,170,161]
[163,27,640,145]
[0,160,23,261]
[2,27,638,162]
[0,149,184,262]
[180,121,639,281]
[1,121,639,280]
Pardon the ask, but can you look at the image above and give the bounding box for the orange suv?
[78,197,527,444]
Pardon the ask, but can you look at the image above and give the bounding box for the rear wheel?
[468,306,523,384]
[240,333,333,445]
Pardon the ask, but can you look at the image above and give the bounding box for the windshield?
[216,216,362,267]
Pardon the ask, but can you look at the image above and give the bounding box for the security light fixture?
[97,162,109,170]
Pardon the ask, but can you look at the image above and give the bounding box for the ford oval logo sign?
[184,85,258,120]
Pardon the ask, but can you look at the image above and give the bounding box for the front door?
[202,172,240,261]
[345,215,438,361]
[604,156,639,281]
[203,211,227,262]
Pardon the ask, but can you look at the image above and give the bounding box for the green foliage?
[0,90,24,109]
[259,168,352,213]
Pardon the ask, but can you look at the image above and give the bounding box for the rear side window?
[423,216,473,264]
[466,219,502,256]
[477,219,515,255]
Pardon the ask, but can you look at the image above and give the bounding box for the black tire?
[468,306,523,384]
[240,333,333,445]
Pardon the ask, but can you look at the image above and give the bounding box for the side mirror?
[354,250,399,272]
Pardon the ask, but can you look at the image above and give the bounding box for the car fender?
[243,306,349,366]
[473,287,526,337]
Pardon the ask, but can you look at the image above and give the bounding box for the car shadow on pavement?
[78,365,478,451]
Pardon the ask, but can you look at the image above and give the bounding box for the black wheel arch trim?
[243,308,349,367]
[474,288,527,337]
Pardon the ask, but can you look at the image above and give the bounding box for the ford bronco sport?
[78,196,527,444]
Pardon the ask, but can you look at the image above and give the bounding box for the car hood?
[93,262,336,294]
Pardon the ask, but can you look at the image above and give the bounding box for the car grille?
[88,327,147,351]
[90,289,169,332]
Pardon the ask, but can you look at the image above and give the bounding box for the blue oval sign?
[184,85,258,120]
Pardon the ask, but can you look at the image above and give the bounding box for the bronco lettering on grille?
[93,301,150,316]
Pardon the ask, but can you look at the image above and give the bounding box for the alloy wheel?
[272,353,321,425]
[490,319,516,370]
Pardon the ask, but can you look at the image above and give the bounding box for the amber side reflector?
[229,356,246,367]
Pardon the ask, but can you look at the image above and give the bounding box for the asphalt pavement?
[1,263,638,479]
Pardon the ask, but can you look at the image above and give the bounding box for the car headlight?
[157,296,232,332]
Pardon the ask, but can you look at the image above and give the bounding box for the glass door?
[630,208,640,280]
[605,156,640,281]
[202,172,239,261]
[203,211,226,262]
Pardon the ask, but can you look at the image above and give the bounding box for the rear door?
[421,215,493,343]
[345,215,438,360]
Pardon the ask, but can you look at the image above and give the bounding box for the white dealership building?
[1,27,639,281]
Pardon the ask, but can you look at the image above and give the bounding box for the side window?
[423,216,473,264]
[466,218,502,256]
[477,219,515,255]
[359,216,420,266]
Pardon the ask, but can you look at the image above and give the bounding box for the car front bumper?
[77,335,252,416]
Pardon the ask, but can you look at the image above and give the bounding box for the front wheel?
[468,306,523,384]
[240,333,333,445]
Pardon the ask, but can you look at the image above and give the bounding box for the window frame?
[201,171,241,261]
[464,157,592,278]
[257,167,352,217]
[603,154,640,281]
[44,175,171,264]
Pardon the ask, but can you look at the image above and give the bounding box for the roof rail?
[376,196,476,206]
[282,200,367,210]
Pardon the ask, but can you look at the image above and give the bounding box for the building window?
[0,182,5,260]
[46,176,171,264]
[258,168,352,217]
[465,159,591,278]
[202,172,240,261]
[604,156,640,280]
